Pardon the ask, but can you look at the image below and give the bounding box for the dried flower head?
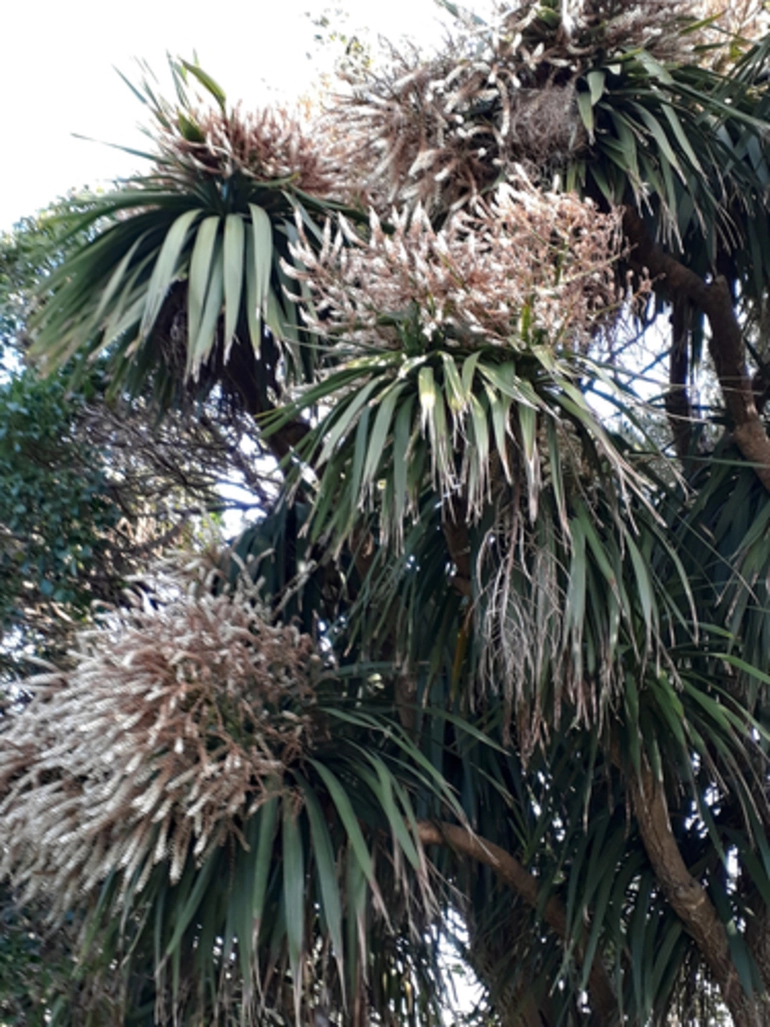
[150,102,339,198]
[287,174,622,353]
[547,1,705,57]
[331,46,562,212]
[0,571,322,915]
[329,1,731,212]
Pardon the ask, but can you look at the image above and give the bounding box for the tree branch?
[628,763,762,1027]
[623,209,770,492]
[416,820,618,1024]
[666,295,694,462]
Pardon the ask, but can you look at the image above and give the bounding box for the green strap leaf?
[187,214,221,354]
[89,232,148,334]
[295,774,346,989]
[392,394,415,528]
[488,388,512,481]
[282,799,305,1022]
[164,850,217,959]
[317,377,383,465]
[188,237,224,377]
[308,759,385,917]
[468,391,489,480]
[252,795,279,942]
[546,416,570,540]
[179,60,227,111]
[587,68,606,105]
[461,351,482,396]
[565,517,587,669]
[577,89,595,141]
[441,351,467,412]
[517,402,540,521]
[248,203,273,321]
[140,207,201,339]
[363,382,406,489]
[223,213,245,356]
[362,753,422,871]
[626,533,655,637]
[418,364,437,437]
[265,286,284,343]
[631,102,685,182]
[659,102,704,175]
[245,226,262,354]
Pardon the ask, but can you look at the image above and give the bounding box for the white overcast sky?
[1,0,493,232]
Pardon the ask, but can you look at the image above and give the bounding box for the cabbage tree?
[6,4,770,1026]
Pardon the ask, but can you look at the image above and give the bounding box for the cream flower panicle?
[285,174,622,354]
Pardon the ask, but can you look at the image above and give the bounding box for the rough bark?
[745,887,770,995]
[443,514,473,597]
[666,294,694,462]
[629,764,766,1027]
[623,208,770,493]
[416,820,619,1024]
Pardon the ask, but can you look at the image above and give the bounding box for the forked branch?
[623,208,770,492]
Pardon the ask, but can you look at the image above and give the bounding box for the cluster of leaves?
[0,367,123,679]
[0,885,82,1027]
[1,570,320,906]
[333,0,719,207]
[29,60,354,409]
[287,178,621,350]
[0,202,293,1021]
[334,0,770,320]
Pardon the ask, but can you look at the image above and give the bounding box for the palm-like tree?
[6,3,770,1025]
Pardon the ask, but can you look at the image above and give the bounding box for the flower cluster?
[0,572,321,914]
[330,1,722,212]
[152,103,339,197]
[288,176,622,353]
